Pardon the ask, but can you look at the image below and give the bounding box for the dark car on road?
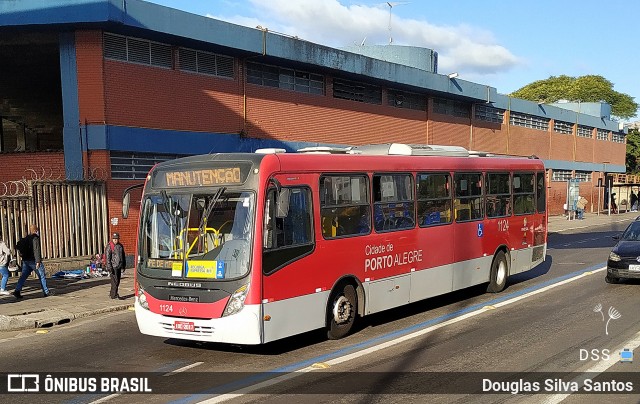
[607,219,640,283]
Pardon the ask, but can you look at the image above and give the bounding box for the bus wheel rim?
[496,260,507,285]
[333,295,352,324]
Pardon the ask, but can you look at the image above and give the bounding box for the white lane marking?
[536,331,640,404]
[164,361,204,376]
[89,362,204,403]
[197,267,607,404]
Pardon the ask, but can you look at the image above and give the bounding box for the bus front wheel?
[487,251,508,293]
[327,283,357,339]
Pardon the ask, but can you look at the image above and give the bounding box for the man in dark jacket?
[13,224,52,299]
[106,232,126,299]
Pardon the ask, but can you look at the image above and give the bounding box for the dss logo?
[580,349,610,361]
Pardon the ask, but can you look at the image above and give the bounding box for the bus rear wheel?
[327,283,357,340]
[487,251,508,293]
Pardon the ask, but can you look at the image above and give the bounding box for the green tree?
[626,128,640,174]
[511,75,638,119]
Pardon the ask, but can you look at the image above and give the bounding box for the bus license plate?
[174,321,195,332]
[629,265,640,272]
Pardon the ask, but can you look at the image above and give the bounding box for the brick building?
[0,0,627,257]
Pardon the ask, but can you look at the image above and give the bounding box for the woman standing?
[0,232,11,295]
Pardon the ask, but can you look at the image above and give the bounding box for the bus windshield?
[140,190,255,280]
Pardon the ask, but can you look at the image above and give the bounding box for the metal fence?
[0,180,109,260]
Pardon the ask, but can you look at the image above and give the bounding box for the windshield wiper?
[199,187,226,233]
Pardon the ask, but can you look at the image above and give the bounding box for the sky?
[144,0,639,119]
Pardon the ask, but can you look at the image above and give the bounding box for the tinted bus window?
[263,187,314,274]
[264,187,313,249]
[486,172,511,218]
[536,172,546,213]
[417,173,452,226]
[373,173,415,232]
[454,173,483,221]
[320,175,370,238]
[514,172,535,215]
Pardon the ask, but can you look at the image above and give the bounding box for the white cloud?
[211,0,521,75]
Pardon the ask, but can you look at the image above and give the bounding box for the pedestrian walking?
[0,232,11,295]
[576,195,588,220]
[13,224,52,299]
[611,193,618,214]
[105,232,126,299]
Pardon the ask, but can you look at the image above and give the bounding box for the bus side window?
[454,173,483,222]
[264,187,313,249]
[263,186,315,275]
[320,175,370,239]
[417,172,452,226]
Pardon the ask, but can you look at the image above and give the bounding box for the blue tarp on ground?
[52,270,89,279]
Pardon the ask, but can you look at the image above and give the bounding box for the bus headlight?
[222,283,249,317]
[609,252,621,262]
[138,285,150,310]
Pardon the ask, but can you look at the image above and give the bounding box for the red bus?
[123,143,547,344]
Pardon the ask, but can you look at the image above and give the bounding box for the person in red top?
[105,232,126,299]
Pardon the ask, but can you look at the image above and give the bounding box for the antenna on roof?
[386,1,409,45]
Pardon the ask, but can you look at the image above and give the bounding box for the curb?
[0,303,134,332]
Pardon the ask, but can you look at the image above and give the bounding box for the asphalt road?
[1,219,638,404]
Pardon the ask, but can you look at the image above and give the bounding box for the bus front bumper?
[134,297,262,344]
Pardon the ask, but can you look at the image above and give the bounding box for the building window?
[554,121,573,135]
[596,129,609,141]
[320,175,370,238]
[612,133,625,143]
[577,125,593,138]
[433,98,470,118]
[179,48,234,78]
[247,62,323,95]
[551,170,572,182]
[574,171,592,182]
[509,112,549,131]
[387,89,426,111]
[474,104,504,124]
[333,78,381,104]
[104,33,172,69]
[373,174,415,232]
[110,152,184,180]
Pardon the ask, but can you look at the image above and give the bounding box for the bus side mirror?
[276,188,290,218]
[122,183,144,219]
[123,192,131,219]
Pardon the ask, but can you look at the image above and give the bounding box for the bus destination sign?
[158,167,243,188]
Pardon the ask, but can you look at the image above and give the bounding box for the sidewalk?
[1,211,637,332]
[547,209,638,234]
[0,271,134,331]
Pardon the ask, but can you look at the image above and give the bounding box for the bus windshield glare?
[140,190,255,280]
